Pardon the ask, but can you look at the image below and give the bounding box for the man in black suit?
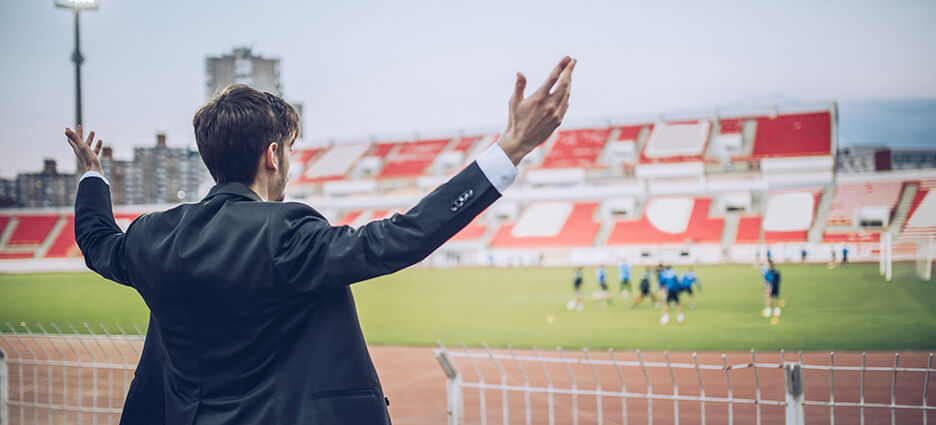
[66,57,576,424]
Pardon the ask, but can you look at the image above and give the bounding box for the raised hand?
[65,124,104,175]
[498,56,576,165]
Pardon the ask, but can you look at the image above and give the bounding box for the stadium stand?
[902,178,936,239]
[7,215,58,246]
[606,198,723,245]
[378,138,449,179]
[640,121,710,163]
[295,143,369,182]
[540,128,611,169]
[735,216,762,244]
[449,215,492,242]
[760,189,822,243]
[489,202,600,248]
[718,118,745,134]
[750,111,831,158]
[45,215,77,258]
[827,181,903,226]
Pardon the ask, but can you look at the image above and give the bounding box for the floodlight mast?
[54,0,98,128]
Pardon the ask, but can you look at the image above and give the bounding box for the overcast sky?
[1,0,935,177]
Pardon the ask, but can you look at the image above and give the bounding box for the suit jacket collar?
[204,182,264,202]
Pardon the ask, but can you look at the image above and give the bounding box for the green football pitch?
[0,263,933,351]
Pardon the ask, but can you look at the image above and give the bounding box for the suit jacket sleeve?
[271,161,500,292]
[75,176,133,286]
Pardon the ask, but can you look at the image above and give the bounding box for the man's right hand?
[65,124,104,175]
[498,56,577,166]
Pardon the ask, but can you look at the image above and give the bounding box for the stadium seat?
[45,215,77,258]
[822,232,881,243]
[450,215,490,242]
[606,198,723,245]
[902,178,936,239]
[7,215,58,246]
[763,190,820,233]
[297,143,370,183]
[489,202,600,247]
[540,128,611,169]
[719,118,745,134]
[640,121,710,163]
[735,216,762,244]
[378,139,450,179]
[827,181,903,226]
[750,112,831,158]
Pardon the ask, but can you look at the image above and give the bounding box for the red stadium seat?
[750,112,831,158]
[489,202,600,248]
[735,216,762,244]
[540,128,611,169]
[607,198,723,245]
[378,139,449,179]
[7,215,58,246]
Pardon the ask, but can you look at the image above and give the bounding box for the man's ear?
[265,143,280,172]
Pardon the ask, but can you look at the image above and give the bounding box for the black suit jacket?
[75,162,500,424]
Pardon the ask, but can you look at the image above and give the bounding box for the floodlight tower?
[54,0,98,128]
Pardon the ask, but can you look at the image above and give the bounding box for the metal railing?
[435,343,936,425]
[0,322,143,425]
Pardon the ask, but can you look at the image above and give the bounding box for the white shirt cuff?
[79,171,110,186]
[475,142,518,194]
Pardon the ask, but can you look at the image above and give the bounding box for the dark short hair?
[193,85,299,184]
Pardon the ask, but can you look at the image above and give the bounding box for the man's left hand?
[65,124,104,175]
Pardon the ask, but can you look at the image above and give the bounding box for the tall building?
[15,159,77,208]
[123,133,206,205]
[0,177,17,207]
[205,47,303,138]
[205,47,283,98]
[99,146,130,205]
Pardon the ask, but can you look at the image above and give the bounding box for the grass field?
[0,263,934,351]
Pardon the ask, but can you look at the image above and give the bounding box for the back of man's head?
[193,84,299,184]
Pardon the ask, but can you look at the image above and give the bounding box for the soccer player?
[631,268,657,307]
[761,260,782,318]
[567,266,585,311]
[842,246,849,266]
[595,265,611,306]
[680,267,701,309]
[618,260,632,298]
[653,263,666,309]
[659,266,684,325]
[801,247,807,264]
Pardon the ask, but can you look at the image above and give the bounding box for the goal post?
[881,233,934,282]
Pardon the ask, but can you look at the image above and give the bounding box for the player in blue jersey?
[595,265,611,306]
[631,268,659,307]
[680,267,701,309]
[618,261,632,299]
[659,266,684,325]
[567,266,585,311]
[761,260,782,319]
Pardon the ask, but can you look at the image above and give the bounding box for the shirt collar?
[203,182,264,202]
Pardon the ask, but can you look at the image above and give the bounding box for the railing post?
[784,362,805,425]
[1,347,8,425]
[434,349,464,425]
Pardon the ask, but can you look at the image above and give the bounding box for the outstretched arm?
[274,57,577,292]
[66,126,133,286]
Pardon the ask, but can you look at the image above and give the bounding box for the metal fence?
[0,322,143,425]
[1,326,934,425]
[435,343,936,425]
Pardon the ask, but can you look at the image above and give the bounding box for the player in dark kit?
[659,266,684,325]
[567,266,585,311]
[631,268,657,307]
[761,260,782,320]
